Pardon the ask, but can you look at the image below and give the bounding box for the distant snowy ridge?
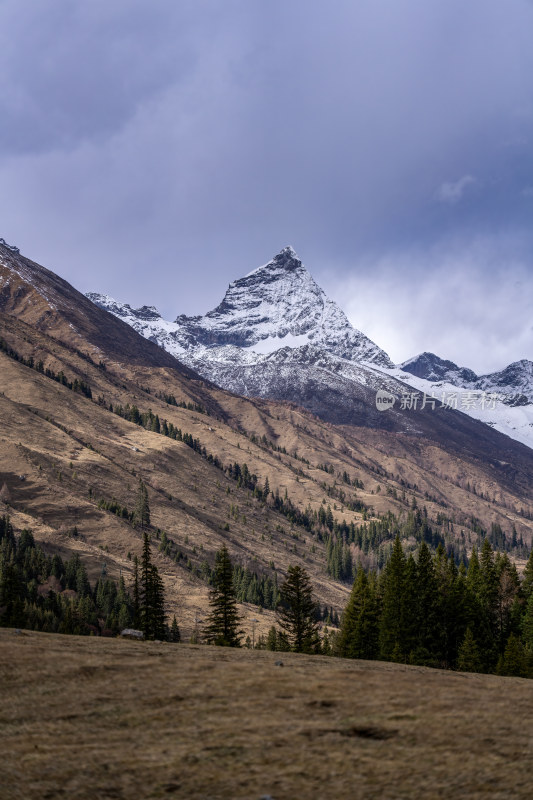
[381,364,533,450]
[0,237,20,253]
[399,352,533,405]
[87,246,533,450]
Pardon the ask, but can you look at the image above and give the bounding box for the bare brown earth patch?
[1,628,533,800]
[2,250,533,637]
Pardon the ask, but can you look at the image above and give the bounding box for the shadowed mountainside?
[1,242,533,636]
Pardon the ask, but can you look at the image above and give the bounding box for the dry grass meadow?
[1,628,533,800]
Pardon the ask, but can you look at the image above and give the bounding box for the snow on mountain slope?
[91,247,392,367]
[380,365,533,450]
[85,294,188,357]
[399,352,479,385]
[399,352,533,405]
[478,360,533,405]
[87,246,533,449]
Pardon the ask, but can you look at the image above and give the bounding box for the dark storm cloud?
[0,0,532,370]
[0,1,210,155]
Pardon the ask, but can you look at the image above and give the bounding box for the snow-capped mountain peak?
[399,352,479,384]
[89,247,392,367]
[399,351,533,405]
[180,246,383,358]
[86,247,533,449]
[244,245,300,278]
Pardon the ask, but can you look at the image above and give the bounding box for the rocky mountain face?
[88,247,424,427]
[3,237,533,634]
[399,352,479,385]
[400,352,533,406]
[88,245,392,364]
[88,246,533,447]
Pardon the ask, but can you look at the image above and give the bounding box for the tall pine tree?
[134,479,150,530]
[412,541,441,665]
[379,535,407,661]
[337,565,380,660]
[139,532,166,640]
[204,545,242,647]
[276,565,319,653]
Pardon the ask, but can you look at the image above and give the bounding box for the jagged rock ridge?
[87,246,533,446]
[88,246,392,367]
[400,352,533,406]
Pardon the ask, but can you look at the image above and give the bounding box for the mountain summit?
[88,246,393,368]
[87,247,399,423]
[88,246,533,443]
[169,246,393,365]
[399,352,533,406]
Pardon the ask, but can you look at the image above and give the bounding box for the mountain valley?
[1,240,533,639]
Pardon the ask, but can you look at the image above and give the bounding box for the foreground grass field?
[1,629,532,799]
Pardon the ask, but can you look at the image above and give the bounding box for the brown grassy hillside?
[2,628,533,800]
[1,246,533,637]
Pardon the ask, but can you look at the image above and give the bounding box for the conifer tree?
[466,546,482,596]
[495,553,521,649]
[204,545,242,647]
[379,535,407,661]
[521,549,533,602]
[132,555,140,628]
[497,633,527,677]
[443,559,469,668]
[465,543,496,670]
[457,627,482,673]
[276,565,319,653]
[139,532,166,640]
[402,554,419,658]
[276,630,291,651]
[169,615,181,642]
[321,626,333,656]
[520,592,533,652]
[0,482,11,505]
[266,625,277,650]
[412,541,441,664]
[337,565,379,660]
[0,559,25,627]
[480,539,498,617]
[134,479,150,530]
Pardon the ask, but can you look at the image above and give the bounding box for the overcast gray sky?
[1,0,532,374]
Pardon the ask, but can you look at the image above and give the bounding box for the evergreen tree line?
[337,535,533,678]
[108,402,528,593]
[325,508,467,581]
[0,501,177,642]
[0,336,92,398]
[229,563,279,609]
[93,479,151,528]
[97,496,132,521]
[155,392,208,415]
[0,515,133,634]
[89,393,532,581]
[248,431,310,466]
[202,545,323,655]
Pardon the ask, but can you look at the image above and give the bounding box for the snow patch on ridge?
[86,246,533,450]
[244,332,311,354]
[378,366,533,450]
